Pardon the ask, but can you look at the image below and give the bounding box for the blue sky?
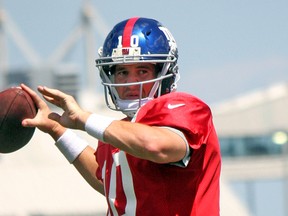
[2,0,288,104]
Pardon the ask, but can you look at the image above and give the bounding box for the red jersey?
[95,92,221,216]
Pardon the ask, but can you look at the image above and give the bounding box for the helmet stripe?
[122,17,139,47]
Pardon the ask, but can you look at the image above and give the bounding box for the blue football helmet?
[96,17,180,117]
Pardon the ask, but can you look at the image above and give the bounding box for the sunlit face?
[114,63,157,100]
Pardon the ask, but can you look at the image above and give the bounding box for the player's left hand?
[36,86,91,131]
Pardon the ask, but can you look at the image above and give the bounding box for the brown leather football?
[0,87,37,153]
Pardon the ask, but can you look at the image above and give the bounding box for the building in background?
[0,0,104,101]
[214,82,288,216]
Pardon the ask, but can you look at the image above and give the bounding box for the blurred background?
[0,0,288,215]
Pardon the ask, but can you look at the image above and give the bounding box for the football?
[0,87,37,153]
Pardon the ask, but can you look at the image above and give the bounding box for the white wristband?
[55,129,89,163]
[85,114,115,142]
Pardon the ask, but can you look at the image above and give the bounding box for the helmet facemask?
[99,60,178,118]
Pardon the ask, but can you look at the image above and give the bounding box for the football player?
[22,17,221,215]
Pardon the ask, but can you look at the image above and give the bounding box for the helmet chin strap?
[117,97,154,118]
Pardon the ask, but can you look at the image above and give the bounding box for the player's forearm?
[73,146,105,195]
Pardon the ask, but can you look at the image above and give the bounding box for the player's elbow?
[141,136,175,164]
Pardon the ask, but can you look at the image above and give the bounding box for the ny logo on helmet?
[122,49,129,55]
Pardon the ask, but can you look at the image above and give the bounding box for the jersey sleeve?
[134,92,214,150]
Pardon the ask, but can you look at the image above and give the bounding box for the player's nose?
[126,73,139,83]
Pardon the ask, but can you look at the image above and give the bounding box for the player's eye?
[115,70,128,77]
[139,70,148,75]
